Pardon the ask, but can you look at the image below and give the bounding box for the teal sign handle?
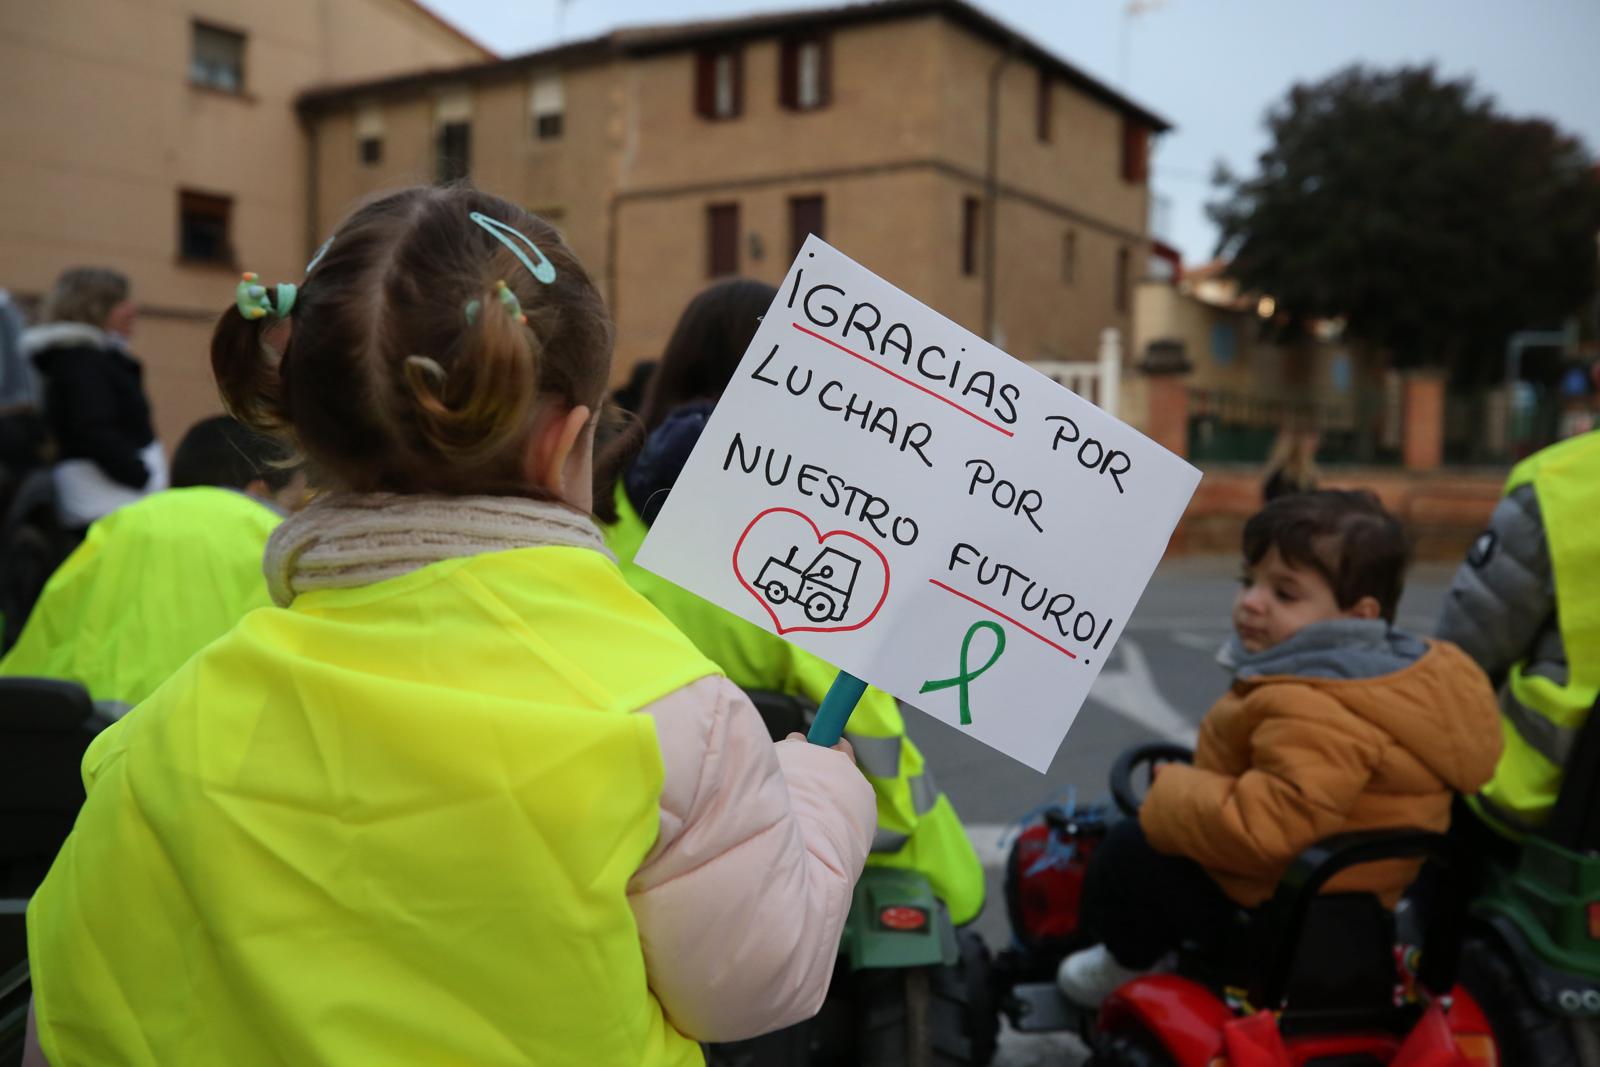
[808,671,867,746]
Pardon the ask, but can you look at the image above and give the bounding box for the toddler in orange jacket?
[1058,490,1502,1008]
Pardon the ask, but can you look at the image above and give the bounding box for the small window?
[437,122,470,182]
[356,104,384,165]
[190,22,245,93]
[1115,246,1131,312]
[530,73,564,141]
[178,190,234,265]
[1121,117,1150,183]
[1210,322,1238,366]
[961,196,981,277]
[695,48,743,120]
[1062,230,1077,284]
[780,36,831,111]
[707,203,739,277]
[789,195,825,257]
[1036,69,1052,143]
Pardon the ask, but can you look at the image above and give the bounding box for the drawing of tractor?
[755,544,860,623]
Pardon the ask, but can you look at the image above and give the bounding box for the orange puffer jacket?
[1141,638,1502,908]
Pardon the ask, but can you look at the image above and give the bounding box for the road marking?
[1087,638,1199,744]
[1170,630,1223,653]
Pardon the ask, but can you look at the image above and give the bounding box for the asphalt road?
[898,554,1460,1065]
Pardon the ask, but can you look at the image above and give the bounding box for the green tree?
[1210,65,1600,381]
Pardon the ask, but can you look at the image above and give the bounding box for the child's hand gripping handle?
[807,671,868,747]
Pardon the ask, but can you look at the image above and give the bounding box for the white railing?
[1032,328,1122,417]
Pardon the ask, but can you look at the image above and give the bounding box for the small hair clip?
[465,280,527,326]
[305,236,334,274]
[469,211,556,285]
[235,272,296,321]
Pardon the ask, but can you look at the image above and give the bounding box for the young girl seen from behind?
[23,185,876,1067]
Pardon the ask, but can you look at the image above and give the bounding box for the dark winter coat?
[25,323,156,488]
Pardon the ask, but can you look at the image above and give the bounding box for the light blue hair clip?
[235,272,296,321]
[305,236,334,274]
[469,211,557,285]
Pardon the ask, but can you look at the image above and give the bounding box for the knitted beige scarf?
[263,492,612,607]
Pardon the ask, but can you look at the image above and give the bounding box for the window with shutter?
[1121,118,1149,183]
[190,22,245,93]
[789,196,825,257]
[530,74,564,141]
[356,105,384,166]
[696,48,744,119]
[707,204,739,277]
[179,190,234,265]
[780,36,831,111]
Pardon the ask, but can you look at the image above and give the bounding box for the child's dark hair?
[637,278,777,435]
[593,277,776,522]
[211,185,612,496]
[1242,489,1411,622]
[171,415,294,492]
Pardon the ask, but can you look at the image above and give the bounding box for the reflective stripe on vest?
[1486,431,1600,827]
[604,485,987,924]
[27,546,716,1067]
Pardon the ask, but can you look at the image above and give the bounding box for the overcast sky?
[419,0,1600,264]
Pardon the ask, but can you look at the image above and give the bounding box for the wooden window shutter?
[695,51,715,118]
[1122,118,1149,183]
[779,39,798,109]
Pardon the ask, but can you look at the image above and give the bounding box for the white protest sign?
[636,237,1201,771]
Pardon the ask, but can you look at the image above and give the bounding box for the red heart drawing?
[732,507,891,635]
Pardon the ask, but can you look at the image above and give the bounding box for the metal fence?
[1187,388,1402,466]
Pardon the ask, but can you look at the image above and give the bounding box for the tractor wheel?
[856,931,998,1067]
[1085,1028,1177,1067]
[1460,932,1581,1067]
[764,582,788,604]
[805,593,834,622]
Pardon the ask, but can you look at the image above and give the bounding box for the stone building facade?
[297,0,1169,388]
[0,0,489,444]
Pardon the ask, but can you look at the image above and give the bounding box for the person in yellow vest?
[22,187,875,1067]
[1437,428,1600,849]
[0,415,302,711]
[596,278,986,926]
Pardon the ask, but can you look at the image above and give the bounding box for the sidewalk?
[1168,465,1505,560]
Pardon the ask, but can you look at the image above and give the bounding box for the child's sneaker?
[1056,944,1146,1008]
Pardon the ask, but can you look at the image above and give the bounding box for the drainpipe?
[982,42,1016,344]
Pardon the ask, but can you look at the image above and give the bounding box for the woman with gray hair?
[23,267,164,526]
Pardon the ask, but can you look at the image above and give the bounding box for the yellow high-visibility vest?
[605,486,985,924]
[1477,431,1600,831]
[0,487,280,706]
[27,545,718,1067]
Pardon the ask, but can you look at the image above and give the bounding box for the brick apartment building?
[298,0,1170,390]
[0,0,489,445]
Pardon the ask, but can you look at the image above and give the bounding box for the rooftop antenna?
[554,0,575,43]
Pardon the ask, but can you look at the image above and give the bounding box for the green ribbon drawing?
[919,620,1007,726]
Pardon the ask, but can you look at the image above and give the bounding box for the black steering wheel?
[1109,742,1195,816]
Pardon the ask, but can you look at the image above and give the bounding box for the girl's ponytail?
[401,279,540,468]
[210,302,289,434]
